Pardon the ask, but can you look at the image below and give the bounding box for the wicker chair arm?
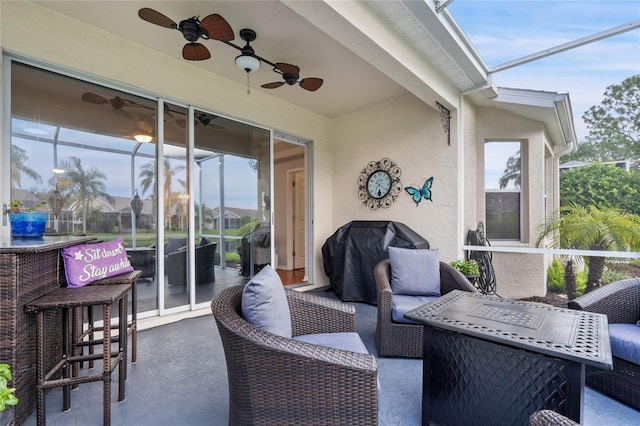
[528,410,579,426]
[286,288,356,336]
[568,278,640,324]
[439,261,478,295]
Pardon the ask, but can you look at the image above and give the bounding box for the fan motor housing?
[179,17,206,42]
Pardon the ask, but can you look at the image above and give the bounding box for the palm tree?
[58,157,114,234]
[139,159,186,229]
[10,145,42,188]
[537,204,640,296]
[499,150,521,189]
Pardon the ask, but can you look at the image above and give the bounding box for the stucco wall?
[474,107,549,298]
[332,94,461,266]
[0,1,335,285]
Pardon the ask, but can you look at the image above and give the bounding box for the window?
[485,141,522,240]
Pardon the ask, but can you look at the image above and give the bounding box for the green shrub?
[547,259,565,293]
[601,267,629,285]
[225,252,240,263]
[450,259,480,276]
[576,269,587,296]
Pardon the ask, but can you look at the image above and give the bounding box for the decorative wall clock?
[357,158,402,210]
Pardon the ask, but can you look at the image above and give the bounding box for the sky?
[448,0,640,142]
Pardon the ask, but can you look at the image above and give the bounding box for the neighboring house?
[0,1,577,303]
[559,160,631,173]
[210,207,257,230]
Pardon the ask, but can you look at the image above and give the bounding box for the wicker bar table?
[0,235,94,426]
[405,290,613,426]
[25,284,130,426]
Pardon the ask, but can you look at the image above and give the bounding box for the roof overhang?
[483,87,577,152]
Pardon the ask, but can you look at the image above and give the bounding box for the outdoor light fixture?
[131,189,144,219]
[52,168,65,174]
[133,120,153,143]
[235,29,261,94]
[235,29,261,73]
[48,184,64,219]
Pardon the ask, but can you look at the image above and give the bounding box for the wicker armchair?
[211,285,379,426]
[528,409,579,426]
[568,278,640,410]
[374,258,477,358]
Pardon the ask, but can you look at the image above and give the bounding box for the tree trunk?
[564,259,577,300]
[586,248,605,293]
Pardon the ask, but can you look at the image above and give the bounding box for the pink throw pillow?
[62,238,134,287]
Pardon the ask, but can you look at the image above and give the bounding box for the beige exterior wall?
[474,107,551,298]
[332,95,461,264]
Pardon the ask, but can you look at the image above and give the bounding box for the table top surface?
[0,235,95,253]
[25,283,131,311]
[405,290,613,369]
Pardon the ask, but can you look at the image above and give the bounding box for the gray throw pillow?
[241,265,292,338]
[389,247,441,296]
[166,237,187,253]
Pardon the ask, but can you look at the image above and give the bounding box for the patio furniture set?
[0,236,140,426]
[212,242,637,425]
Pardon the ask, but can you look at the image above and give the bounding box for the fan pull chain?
[246,72,251,94]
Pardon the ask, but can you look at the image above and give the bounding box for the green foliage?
[547,259,565,293]
[576,269,587,296]
[564,75,640,170]
[225,252,240,263]
[560,163,640,215]
[601,267,630,285]
[6,199,47,213]
[450,259,480,276]
[237,220,259,237]
[0,364,18,411]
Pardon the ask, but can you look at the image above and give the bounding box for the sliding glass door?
[6,59,272,316]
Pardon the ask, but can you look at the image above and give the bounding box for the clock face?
[367,170,391,199]
[357,158,402,210]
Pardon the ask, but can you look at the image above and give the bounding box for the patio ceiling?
[26,1,580,148]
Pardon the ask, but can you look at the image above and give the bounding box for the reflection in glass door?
[192,110,272,306]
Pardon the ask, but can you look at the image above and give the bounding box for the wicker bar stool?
[74,270,141,376]
[25,284,130,426]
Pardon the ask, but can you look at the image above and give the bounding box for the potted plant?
[3,199,49,238]
[450,259,480,281]
[0,363,18,425]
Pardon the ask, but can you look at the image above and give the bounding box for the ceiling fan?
[81,92,148,119]
[82,92,174,120]
[176,112,225,130]
[261,63,323,92]
[138,7,234,61]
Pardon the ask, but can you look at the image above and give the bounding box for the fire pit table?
[405,290,613,425]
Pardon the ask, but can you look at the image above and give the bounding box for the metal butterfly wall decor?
[405,177,433,206]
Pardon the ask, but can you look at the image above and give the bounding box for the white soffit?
[489,87,577,149]
[368,0,489,92]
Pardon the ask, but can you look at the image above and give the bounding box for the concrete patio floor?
[24,288,640,426]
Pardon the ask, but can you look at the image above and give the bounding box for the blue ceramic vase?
[8,212,48,238]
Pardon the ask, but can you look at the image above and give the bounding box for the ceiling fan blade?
[275,63,300,76]
[299,78,323,91]
[81,92,109,105]
[261,82,286,89]
[138,8,177,29]
[182,43,211,61]
[199,14,234,41]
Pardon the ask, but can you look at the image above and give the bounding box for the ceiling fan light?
[235,54,261,73]
[133,120,153,143]
[134,133,153,143]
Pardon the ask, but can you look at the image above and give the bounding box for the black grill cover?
[322,221,429,303]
